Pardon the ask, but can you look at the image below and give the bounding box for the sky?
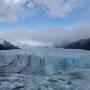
[0,0,90,44]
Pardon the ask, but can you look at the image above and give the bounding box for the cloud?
[0,27,32,40]
[0,23,90,45]
[0,11,18,23]
[0,0,81,22]
[70,23,90,41]
[33,0,80,17]
[0,0,18,22]
[6,0,21,4]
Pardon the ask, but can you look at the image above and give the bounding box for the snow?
[0,39,5,45]
[0,48,90,90]
[11,40,52,48]
[0,39,11,47]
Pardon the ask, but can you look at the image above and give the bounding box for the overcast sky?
[0,0,90,44]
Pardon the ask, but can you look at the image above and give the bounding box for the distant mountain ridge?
[1,38,90,50]
[0,39,19,50]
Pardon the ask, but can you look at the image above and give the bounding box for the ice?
[0,48,90,90]
[0,48,90,74]
[0,72,89,90]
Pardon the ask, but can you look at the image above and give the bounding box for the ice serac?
[44,55,90,74]
[0,51,46,75]
[0,49,90,75]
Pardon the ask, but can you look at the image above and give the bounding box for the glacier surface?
[0,48,90,90]
[0,48,90,74]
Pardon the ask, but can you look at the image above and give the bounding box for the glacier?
[0,47,90,90]
[0,48,90,74]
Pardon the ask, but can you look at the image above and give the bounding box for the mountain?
[64,38,90,50]
[0,39,19,50]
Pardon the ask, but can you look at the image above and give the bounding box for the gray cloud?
[0,27,32,40]
[0,23,90,44]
